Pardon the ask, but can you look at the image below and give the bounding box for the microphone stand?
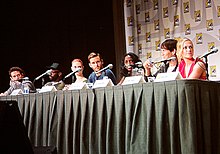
[42,77,45,87]
[72,74,76,83]
[203,56,209,80]
[32,76,45,87]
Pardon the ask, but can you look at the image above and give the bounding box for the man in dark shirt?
[87,52,117,85]
[43,63,65,90]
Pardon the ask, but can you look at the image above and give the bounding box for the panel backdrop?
[124,0,220,80]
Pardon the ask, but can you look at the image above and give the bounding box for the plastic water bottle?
[132,67,144,76]
[22,77,30,94]
[132,67,139,76]
[23,84,29,94]
[137,67,144,76]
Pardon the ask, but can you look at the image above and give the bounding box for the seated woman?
[71,58,87,83]
[177,38,206,80]
[143,39,178,78]
[118,52,143,85]
[63,58,87,90]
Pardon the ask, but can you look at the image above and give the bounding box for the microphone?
[95,64,113,74]
[135,61,143,68]
[17,77,29,82]
[35,70,52,81]
[129,62,143,68]
[63,68,82,80]
[199,47,218,59]
[153,57,176,64]
[21,77,29,81]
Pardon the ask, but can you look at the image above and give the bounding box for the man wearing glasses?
[0,66,36,96]
[87,52,117,85]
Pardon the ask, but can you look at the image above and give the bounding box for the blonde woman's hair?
[176,37,193,63]
[72,58,84,65]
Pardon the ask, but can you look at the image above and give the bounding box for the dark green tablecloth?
[1,80,220,154]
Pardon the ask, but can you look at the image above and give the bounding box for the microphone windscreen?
[108,64,113,69]
[72,68,82,73]
[135,62,143,67]
[46,70,52,75]
[212,47,218,53]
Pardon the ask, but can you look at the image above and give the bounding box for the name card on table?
[154,72,182,82]
[121,76,146,85]
[68,82,89,90]
[38,86,57,93]
[10,89,23,95]
[92,79,114,89]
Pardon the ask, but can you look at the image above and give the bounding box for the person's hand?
[9,80,22,89]
[0,93,6,96]
[143,60,153,69]
[143,60,153,76]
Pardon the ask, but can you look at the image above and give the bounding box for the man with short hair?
[87,52,117,85]
[0,66,36,96]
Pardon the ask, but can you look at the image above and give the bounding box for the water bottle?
[132,67,139,76]
[22,77,30,94]
[132,67,144,76]
[23,84,29,94]
[137,67,144,76]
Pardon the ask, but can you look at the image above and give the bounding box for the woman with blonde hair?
[71,58,87,83]
[177,38,206,80]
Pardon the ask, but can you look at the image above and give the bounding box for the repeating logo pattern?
[124,0,220,80]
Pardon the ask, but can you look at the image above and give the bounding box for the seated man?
[0,66,36,96]
[43,63,65,90]
[87,52,117,85]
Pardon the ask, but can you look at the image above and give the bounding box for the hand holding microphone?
[143,59,154,76]
[143,57,176,77]
[143,59,153,68]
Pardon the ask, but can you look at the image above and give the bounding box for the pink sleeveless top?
[179,58,206,80]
